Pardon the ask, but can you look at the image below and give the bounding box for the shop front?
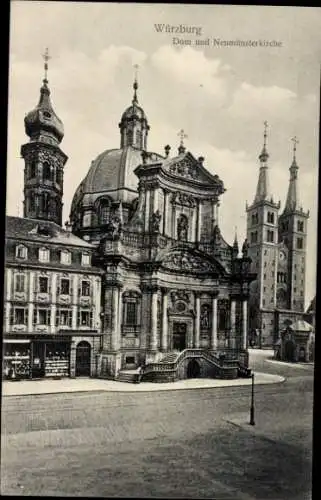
[3,339,31,380]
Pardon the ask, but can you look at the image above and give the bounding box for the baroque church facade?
[246,125,309,348]
[5,54,309,381]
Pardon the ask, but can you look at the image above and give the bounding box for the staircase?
[159,352,180,363]
[117,370,140,383]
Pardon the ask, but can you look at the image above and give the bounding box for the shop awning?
[3,339,30,344]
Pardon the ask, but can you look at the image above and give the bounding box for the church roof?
[6,216,93,249]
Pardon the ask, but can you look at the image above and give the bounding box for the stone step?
[117,371,140,383]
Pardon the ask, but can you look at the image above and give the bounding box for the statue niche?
[177,214,188,241]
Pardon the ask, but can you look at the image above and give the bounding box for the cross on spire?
[42,47,51,82]
[178,128,188,147]
[291,135,299,160]
[132,64,139,104]
[263,120,268,148]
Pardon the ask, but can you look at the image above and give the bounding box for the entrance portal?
[173,322,187,351]
[187,359,200,379]
[76,341,91,376]
[284,340,296,362]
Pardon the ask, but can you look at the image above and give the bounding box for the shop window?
[14,308,27,325]
[60,250,71,265]
[15,273,25,293]
[81,280,91,297]
[39,276,49,293]
[56,309,72,327]
[60,278,70,295]
[16,245,27,260]
[81,253,90,266]
[39,247,50,263]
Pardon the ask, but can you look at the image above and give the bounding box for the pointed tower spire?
[284,136,300,212]
[254,121,272,203]
[232,226,239,257]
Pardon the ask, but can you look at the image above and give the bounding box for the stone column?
[210,293,218,350]
[195,292,201,348]
[144,189,151,232]
[163,190,169,235]
[70,340,76,378]
[118,289,123,343]
[242,298,248,350]
[111,286,120,351]
[150,287,158,351]
[230,298,236,349]
[196,200,202,242]
[172,205,177,239]
[152,185,159,214]
[161,288,168,351]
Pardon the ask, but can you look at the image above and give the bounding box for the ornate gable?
[160,248,225,275]
[163,152,225,192]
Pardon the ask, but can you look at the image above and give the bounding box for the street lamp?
[249,372,255,426]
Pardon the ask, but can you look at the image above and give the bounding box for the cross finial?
[132,64,139,104]
[263,120,268,148]
[291,136,299,159]
[178,128,188,147]
[42,47,51,82]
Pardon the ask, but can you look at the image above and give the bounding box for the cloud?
[150,45,231,100]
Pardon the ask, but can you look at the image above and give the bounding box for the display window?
[3,342,31,380]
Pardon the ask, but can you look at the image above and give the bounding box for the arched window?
[43,161,51,181]
[100,200,111,225]
[29,161,36,179]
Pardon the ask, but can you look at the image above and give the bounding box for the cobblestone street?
[1,351,314,499]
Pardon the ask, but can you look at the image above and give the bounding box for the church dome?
[24,80,64,144]
[121,102,147,121]
[79,146,143,195]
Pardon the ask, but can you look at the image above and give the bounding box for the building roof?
[6,216,93,249]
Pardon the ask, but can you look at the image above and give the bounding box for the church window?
[297,237,303,249]
[122,291,141,328]
[16,245,27,260]
[100,202,111,224]
[126,302,137,326]
[43,161,51,181]
[127,129,133,145]
[136,129,142,147]
[29,161,36,179]
[39,248,50,263]
[267,212,274,224]
[42,193,50,212]
[267,230,274,242]
[60,250,71,265]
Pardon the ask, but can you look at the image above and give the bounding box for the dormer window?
[81,253,90,266]
[39,247,50,263]
[16,245,27,260]
[60,250,71,265]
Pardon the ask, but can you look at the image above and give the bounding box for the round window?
[176,301,186,312]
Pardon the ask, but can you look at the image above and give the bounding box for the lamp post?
[249,372,255,426]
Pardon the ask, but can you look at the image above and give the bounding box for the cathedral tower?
[278,137,309,312]
[20,49,68,226]
[246,122,280,339]
[118,72,150,150]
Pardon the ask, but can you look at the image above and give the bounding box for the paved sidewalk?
[265,358,314,369]
[2,372,285,396]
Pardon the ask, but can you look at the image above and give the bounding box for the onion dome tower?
[21,49,68,226]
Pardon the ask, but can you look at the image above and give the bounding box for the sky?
[6,1,320,307]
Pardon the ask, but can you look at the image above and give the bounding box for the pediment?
[160,248,225,275]
[163,152,225,190]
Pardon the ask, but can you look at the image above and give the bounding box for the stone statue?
[201,305,210,328]
[151,209,162,232]
[177,214,188,241]
[106,216,122,239]
[242,238,249,257]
